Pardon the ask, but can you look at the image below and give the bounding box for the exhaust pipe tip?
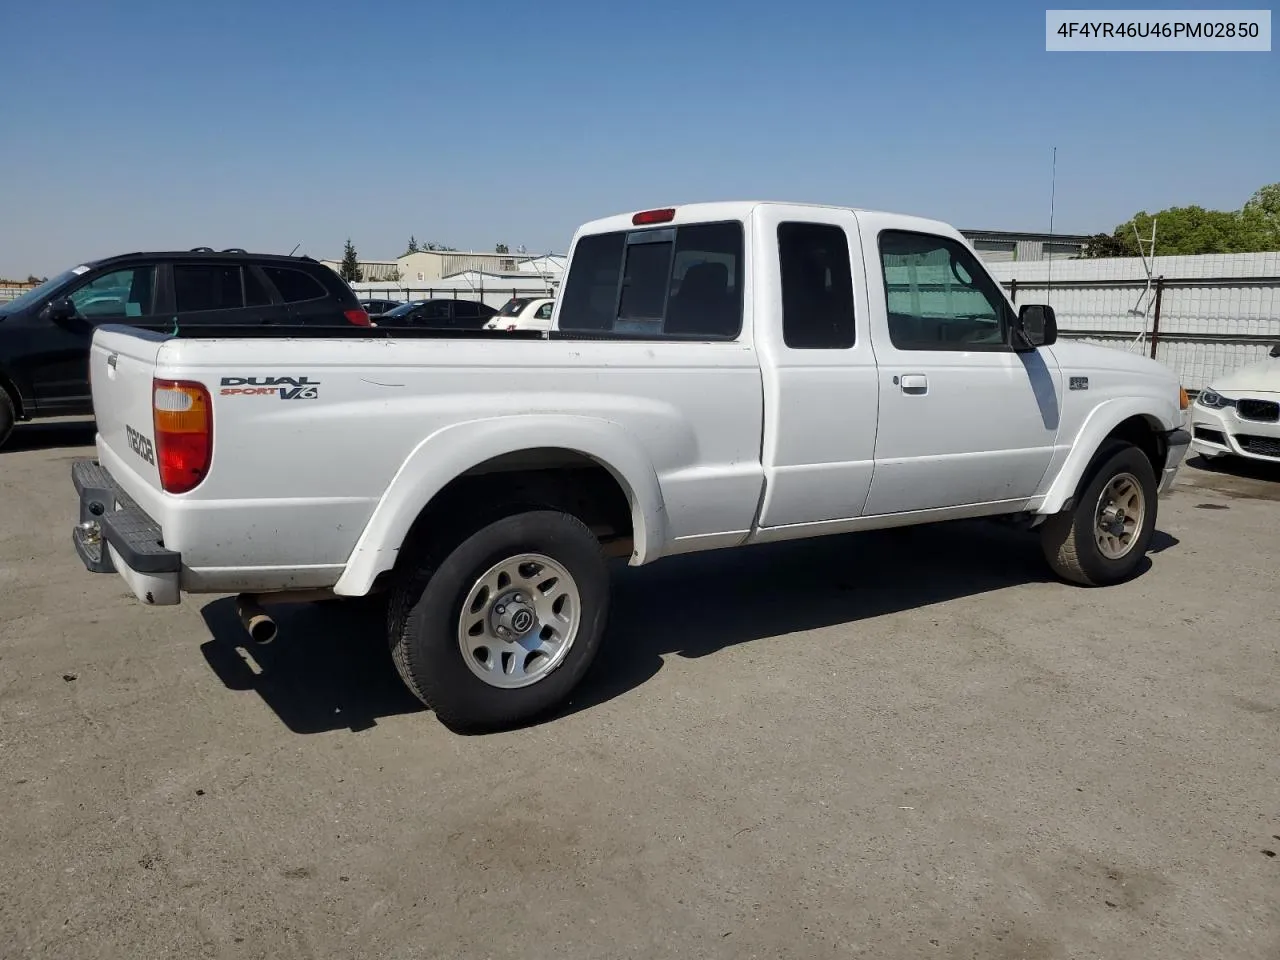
[235,595,278,645]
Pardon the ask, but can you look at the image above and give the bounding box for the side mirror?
[41,297,88,332]
[44,297,78,324]
[1016,303,1057,349]
[1270,342,1280,358]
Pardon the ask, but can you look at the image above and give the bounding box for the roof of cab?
[573,201,961,241]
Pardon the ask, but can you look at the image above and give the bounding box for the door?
[857,219,1061,516]
[756,209,880,528]
[169,262,287,329]
[452,300,483,329]
[27,264,163,411]
[416,300,452,328]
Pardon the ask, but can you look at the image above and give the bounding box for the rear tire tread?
[387,509,609,733]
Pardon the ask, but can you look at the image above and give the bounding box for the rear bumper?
[72,459,182,605]
[1158,427,1192,496]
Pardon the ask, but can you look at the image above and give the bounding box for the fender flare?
[333,414,667,596]
[1037,398,1179,516]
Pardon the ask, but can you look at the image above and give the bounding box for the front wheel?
[388,510,610,733]
[1040,443,1158,586]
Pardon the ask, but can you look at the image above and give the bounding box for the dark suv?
[0,249,369,447]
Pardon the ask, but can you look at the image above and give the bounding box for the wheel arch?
[1038,401,1176,516]
[333,415,667,597]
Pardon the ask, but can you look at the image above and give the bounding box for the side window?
[174,264,243,313]
[261,266,326,303]
[557,221,743,339]
[244,268,273,307]
[535,302,554,320]
[777,222,856,349]
[454,301,480,320]
[879,231,1012,350]
[69,267,157,320]
[422,301,451,322]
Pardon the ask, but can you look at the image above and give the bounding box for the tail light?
[506,324,517,331]
[1179,386,1190,410]
[344,308,371,327]
[153,379,212,494]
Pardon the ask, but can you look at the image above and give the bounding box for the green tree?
[1080,233,1131,258]
[339,239,363,282]
[495,243,509,254]
[402,236,420,256]
[1243,182,1280,247]
[1088,184,1280,257]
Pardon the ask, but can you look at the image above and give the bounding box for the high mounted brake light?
[153,379,212,494]
[632,208,676,225]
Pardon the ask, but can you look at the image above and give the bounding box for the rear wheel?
[1040,443,1158,586]
[0,387,15,450]
[388,509,610,733]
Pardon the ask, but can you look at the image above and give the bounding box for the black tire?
[1040,442,1158,586]
[0,387,14,450]
[388,510,610,733]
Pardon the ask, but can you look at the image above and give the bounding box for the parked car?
[374,298,499,330]
[484,297,556,332]
[1190,343,1280,462]
[69,201,1190,733]
[359,298,404,317]
[0,250,370,448]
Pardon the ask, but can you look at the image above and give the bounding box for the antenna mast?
[1047,147,1057,303]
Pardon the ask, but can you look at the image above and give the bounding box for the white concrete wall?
[988,253,1280,390]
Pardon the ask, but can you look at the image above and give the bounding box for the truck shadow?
[198,599,424,734]
[197,520,1178,735]
[554,520,1174,724]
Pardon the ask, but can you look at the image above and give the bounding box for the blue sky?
[0,0,1275,275]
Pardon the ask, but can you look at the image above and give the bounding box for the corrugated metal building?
[961,229,1092,263]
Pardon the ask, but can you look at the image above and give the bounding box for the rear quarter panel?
[150,335,765,584]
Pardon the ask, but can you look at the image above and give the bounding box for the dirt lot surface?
[2,420,1278,960]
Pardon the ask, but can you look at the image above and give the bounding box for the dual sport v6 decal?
[220,376,320,400]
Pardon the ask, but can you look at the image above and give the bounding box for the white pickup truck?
[72,202,1191,731]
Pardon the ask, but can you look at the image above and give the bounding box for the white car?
[485,297,555,332]
[71,201,1191,732]
[1190,345,1280,463]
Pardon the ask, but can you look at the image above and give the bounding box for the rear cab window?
[557,220,743,339]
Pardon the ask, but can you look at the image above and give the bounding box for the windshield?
[0,269,80,314]
[498,298,531,316]
[381,300,426,318]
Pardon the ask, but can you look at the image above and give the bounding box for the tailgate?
[90,325,169,495]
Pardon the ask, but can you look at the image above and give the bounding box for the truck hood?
[1048,339,1178,383]
[1207,355,1280,395]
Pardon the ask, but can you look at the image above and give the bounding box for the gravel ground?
[2,419,1278,960]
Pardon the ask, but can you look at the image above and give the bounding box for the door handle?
[899,374,928,395]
